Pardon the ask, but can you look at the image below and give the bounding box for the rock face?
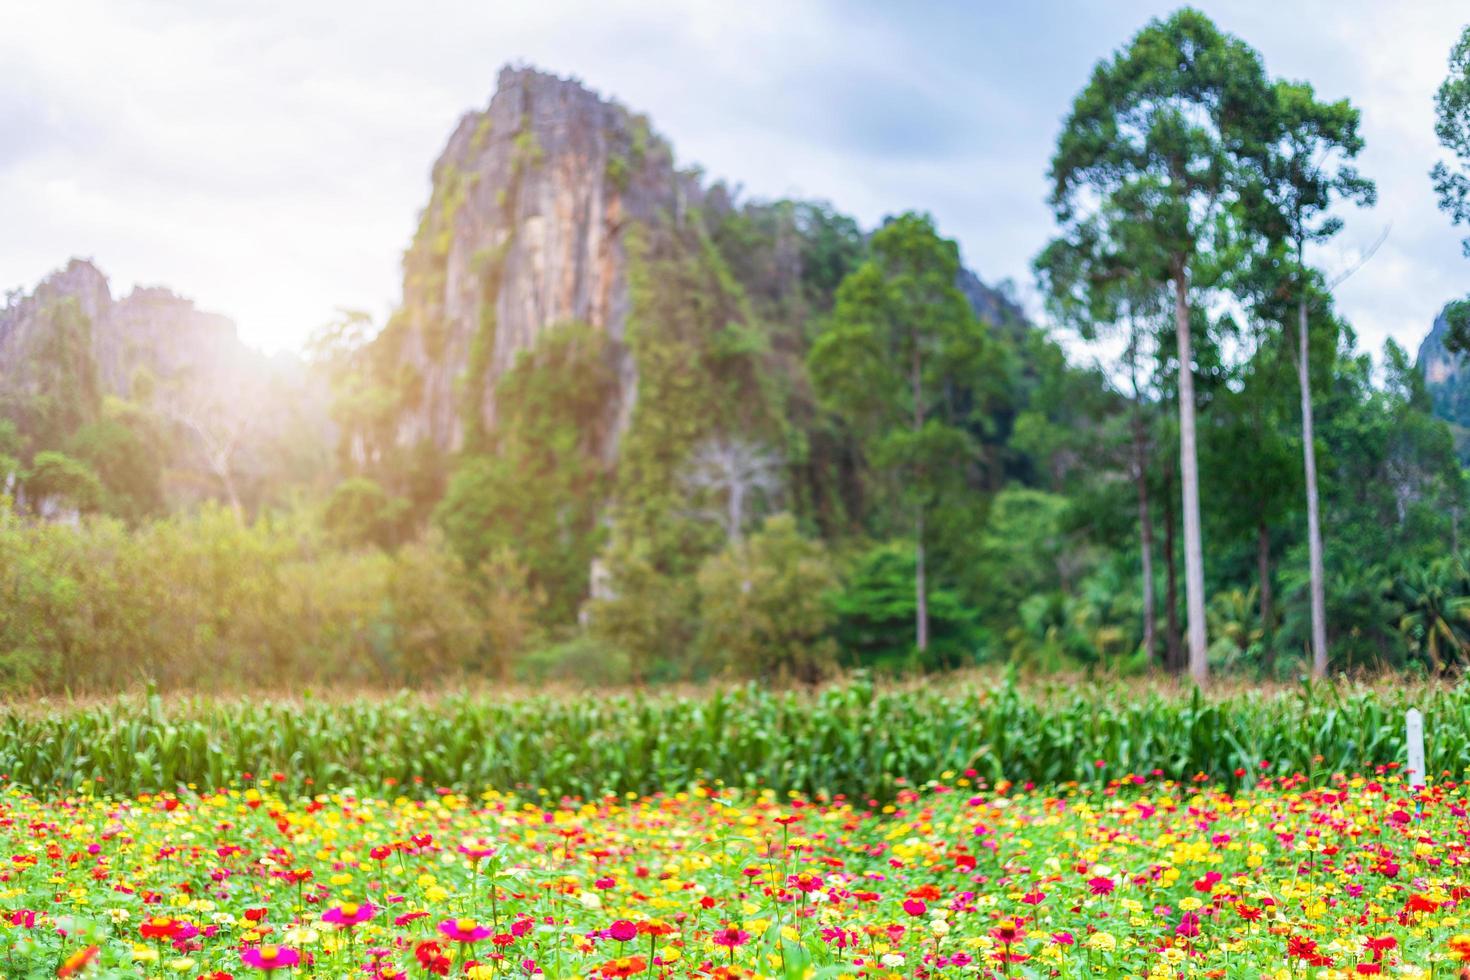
[0,259,330,508]
[381,66,697,456]
[1417,304,1470,461]
[381,66,1028,462]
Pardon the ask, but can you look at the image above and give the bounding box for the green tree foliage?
[832,541,981,672]
[695,513,840,684]
[66,407,166,522]
[4,298,101,452]
[0,500,539,692]
[324,476,411,550]
[436,321,616,623]
[612,222,781,573]
[1433,26,1470,347]
[23,451,104,516]
[1433,25,1470,256]
[586,540,697,684]
[1046,8,1273,684]
[808,212,1003,653]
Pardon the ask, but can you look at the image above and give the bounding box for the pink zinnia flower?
[322,902,376,928]
[902,899,928,916]
[608,920,638,943]
[439,918,493,943]
[241,945,300,970]
[1088,876,1115,896]
[712,927,751,949]
[458,838,498,860]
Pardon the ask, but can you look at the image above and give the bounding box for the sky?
[2,0,1467,360]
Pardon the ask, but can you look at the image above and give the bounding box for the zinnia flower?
[439,918,493,943]
[321,902,376,928]
[711,927,750,949]
[240,945,300,971]
[56,946,99,978]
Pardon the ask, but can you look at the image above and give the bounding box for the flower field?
[4,765,1469,978]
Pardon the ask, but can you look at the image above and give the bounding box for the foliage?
[585,540,697,684]
[0,501,538,693]
[436,322,616,622]
[323,476,411,549]
[831,541,982,671]
[0,677,1466,801]
[21,450,103,515]
[694,513,840,683]
[1432,25,1470,259]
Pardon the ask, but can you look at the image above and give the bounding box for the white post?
[1406,708,1426,790]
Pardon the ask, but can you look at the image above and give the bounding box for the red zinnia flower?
[596,956,647,978]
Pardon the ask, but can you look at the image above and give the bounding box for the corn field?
[0,677,1456,801]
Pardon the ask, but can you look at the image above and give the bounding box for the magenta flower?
[439,918,494,943]
[1088,876,1115,896]
[322,901,376,928]
[712,927,751,949]
[1176,911,1202,937]
[902,899,928,916]
[608,919,637,942]
[458,837,498,860]
[240,945,300,970]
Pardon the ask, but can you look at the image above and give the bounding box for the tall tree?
[1045,10,1272,683]
[1432,25,1470,348]
[1244,80,1374,677]
[1036,216,1166,665]
[808,212,997,654]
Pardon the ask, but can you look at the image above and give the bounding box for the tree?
[1036,212,1168,665]
[66,407,165,523]
[1433,26,1470,349]
[435,322,616,624]
[324,476,411,550]
[1245,79,1375,677]
[808,212,999,655]
[831,541,982,672]
[681,435,783,544]
[1046,9,1273,683]
[23,451,104,517]
[695,513,839,683]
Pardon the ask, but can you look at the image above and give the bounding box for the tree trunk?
[1257,518,1273,644]
[1127,331,1156,664]
[1163,470,1182,673]
[915,512,929,654]
[1298,287,1329,678]
[912,344,929,654]
[1173,269,1209,685]
[1135,428,1157,664]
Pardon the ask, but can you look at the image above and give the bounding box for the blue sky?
[2,0,1466,360]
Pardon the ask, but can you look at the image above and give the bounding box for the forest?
[3,10,1470,694]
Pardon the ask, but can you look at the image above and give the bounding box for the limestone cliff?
[0,260,330,509]
[378,66,1026,467]
[1417,304,1470,462]
[377,66,700,458]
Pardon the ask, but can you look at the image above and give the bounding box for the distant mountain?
[0,259,331,512]
[1416,304,1470,461]
[365,65,1027,460]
